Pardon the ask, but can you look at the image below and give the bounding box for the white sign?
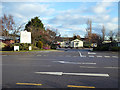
[20,30,31,43]
[14,46,19,51]
[29,46,32,50]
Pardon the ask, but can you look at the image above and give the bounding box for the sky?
[0,0,119,38]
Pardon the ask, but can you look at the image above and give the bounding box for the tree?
[86,19,92,43]
[73,35,81,40]
[101,25,105,41]
[1,14,15,37]
[108,30,115,41]
[115,30,120,42]
[1,14,23,41]
[25,16,45,45]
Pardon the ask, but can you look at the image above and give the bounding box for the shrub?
[93,45,109,51]
[83,42,92,48]
[110,47,120,51]
[37,41,43,49]
[7,43,31,51]
[43,44,50,50]
[51,44,57,49]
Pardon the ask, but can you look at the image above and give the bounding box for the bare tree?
[86,19,92,43]
[115,30,120,42]
[1,14,22,41]
[101,25,105,41]
[108,30,115,41]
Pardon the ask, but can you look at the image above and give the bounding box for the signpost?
[14,30,32,51]
[20,30,31,43]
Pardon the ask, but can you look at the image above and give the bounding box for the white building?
[70,39,83,48]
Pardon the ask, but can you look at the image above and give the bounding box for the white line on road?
[53,61,96,65]
[35,72,109,77]
[97,56,103,57]
[37,55,41,56]
[104,56,110,58]
[63,73,109,77]
[35,72,63,75]
[112,56,118,58]
[80,66,119,69]
[89,55,94,57]
[78,51,86,57]
[88,52,96,54]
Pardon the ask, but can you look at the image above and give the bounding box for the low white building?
[70,39,83,48]
[58,41,69,48]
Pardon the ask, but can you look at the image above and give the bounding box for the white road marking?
[89,55,94,57]
[78,51,86,57]
[104,67,119,69]
[37,55,41,56]
[63,73,109,77]
[80,66,97,68]
[53,61,96,65]
[81,55,86,57]
[104,56,110,58]
[112,56,118,58]
[80,66,119,69]
[97,56,103,57]
[88,52,96,54]
[35,72,109,77]
[35,72,63,75]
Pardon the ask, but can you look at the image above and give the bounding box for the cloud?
[93,2,112,14]
[111,17,118,23]
[0,3,2,16]
[17,3,55,16]
[1,2,118,37]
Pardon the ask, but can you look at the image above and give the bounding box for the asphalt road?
[1,48,119,89]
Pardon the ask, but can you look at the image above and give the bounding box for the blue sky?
[1,1,118,38]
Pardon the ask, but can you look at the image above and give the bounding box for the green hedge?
[8,43,32,51]
[83,42,92,48]
[51,44,57,49]
[110,47,120,51]
[93,46,120,51]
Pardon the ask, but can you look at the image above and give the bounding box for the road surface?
[1,48,119,89]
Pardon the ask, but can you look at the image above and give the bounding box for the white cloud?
[17,3,55,16]
[105,23,118,31]
[0,3,2,16]
[1,2,118,37]
[112,17,118,23]
[93,2,112,14]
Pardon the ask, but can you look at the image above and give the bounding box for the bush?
[43,44,50,50]
[37,41,43,49]
[110,47,120,51]
[83,42,92,48]
[93,46,109,51]
[51,44,57,49]
[8,43,31,51]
